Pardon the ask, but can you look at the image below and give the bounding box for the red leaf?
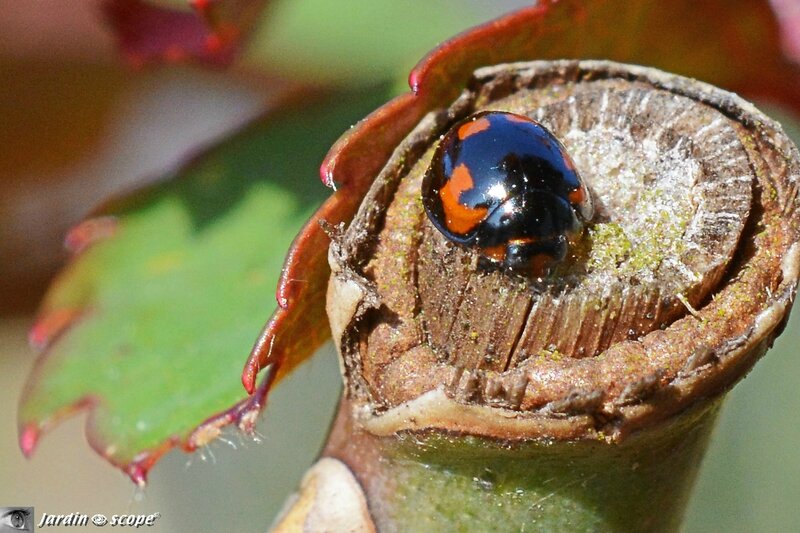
[242,93,421,392]
[103,0,270,67]
[245,0,800,396]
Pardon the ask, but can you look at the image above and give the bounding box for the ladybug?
[422,110,593,277]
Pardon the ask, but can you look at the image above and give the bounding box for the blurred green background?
[1,1,798,531]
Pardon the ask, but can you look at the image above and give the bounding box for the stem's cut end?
[327,60,800,442]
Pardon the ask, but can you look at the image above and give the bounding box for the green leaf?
[18,86,389,484]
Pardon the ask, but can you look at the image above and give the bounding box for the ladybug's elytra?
[422,111,593,277]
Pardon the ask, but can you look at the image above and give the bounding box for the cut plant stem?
[279,61,800,531]
[321,397,720,532]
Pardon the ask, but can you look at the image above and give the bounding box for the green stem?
[325,399,721,532]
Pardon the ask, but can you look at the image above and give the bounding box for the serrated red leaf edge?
[19,347,277,486]
[241,93,421,393]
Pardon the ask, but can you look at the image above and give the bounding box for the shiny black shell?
[421,111,593,276]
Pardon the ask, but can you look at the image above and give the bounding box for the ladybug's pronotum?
[421,111,593,277]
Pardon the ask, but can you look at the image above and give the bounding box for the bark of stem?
[321,397,720,532]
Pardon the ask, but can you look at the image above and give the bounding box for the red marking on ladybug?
[568,187,585,204]
[504,113,534,124]
[481,244,508,262]
[458,117,491,140]
[439,164,489,234]
[421,111,593,277]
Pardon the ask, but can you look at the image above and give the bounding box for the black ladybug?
[421,110,593,277]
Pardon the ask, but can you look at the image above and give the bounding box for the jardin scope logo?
[0,507,162,530]
[36,512,161,528]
